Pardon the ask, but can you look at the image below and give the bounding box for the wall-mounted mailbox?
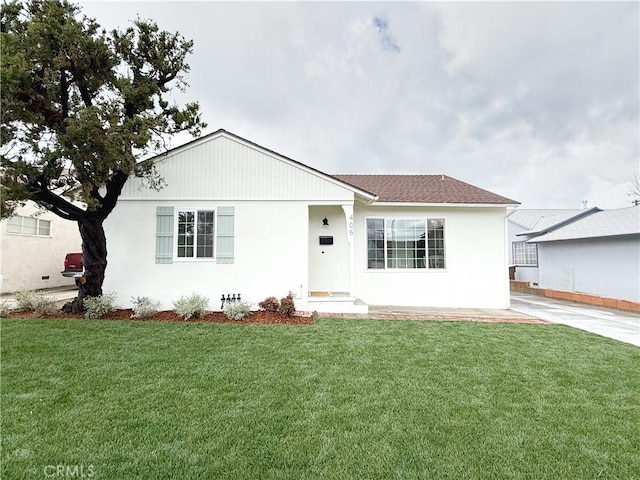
[319,236,333,245]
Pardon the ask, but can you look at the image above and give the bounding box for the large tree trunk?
[62,217,108,314]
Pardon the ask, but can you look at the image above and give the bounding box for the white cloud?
[79,1,639,209]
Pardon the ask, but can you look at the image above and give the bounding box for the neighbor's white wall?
[103,200,310,311]
[507,220,539,285]
[537,237,640,302]
[0,203,81,293]
[352,205,510,309]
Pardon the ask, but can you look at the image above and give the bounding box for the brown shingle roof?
[333,175,519,205]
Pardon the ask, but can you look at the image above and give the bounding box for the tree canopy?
[1,0,205,217]
[1,0,206,310]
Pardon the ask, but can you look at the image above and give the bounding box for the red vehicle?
[61,253,84,278]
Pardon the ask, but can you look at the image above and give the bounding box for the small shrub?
[279,293,296,317]
[14,290,56,315]
[31,295,57,316]
[258,296,280,312]
[84,292,117,319]
[0,299,15,317]
[223,301,252,321]
[173,292,209,321]
[131,296,161,319]
[14,290,39,311]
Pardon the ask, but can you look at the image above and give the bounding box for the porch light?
[322,217,329,226]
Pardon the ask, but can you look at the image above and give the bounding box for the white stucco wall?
[0,203,81,293]
[103,200,311,310]
[352,205,510,309]
[537,236,640,302]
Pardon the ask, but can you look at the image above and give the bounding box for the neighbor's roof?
[509,209,584,230]
[530,206,640,242]
[333,175,518,205]
[513,208,601,236]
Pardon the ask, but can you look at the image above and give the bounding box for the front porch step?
[309,291,350,297]
[307,296,369,314]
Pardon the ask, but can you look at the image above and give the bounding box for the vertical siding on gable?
[120,136,354,201]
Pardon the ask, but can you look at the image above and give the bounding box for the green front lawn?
[2,318,639,479]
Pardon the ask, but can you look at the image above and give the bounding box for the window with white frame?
[176,210,215,258]
[513,241,537,266]
[6,216,51,237]
[366,218,445,270]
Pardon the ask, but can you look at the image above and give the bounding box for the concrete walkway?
[1,286,77,310]
[321,304,545,323]
[510,292,640,347]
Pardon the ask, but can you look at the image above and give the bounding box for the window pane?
[22,217,37,235]
[7,217,22,234]
[366,219,384,269]
[196,210,214,258]
[177,211,195,257]
[427,219,445,269]
[513,242,537,266]
[38,219,51,236]
[385,218,426,269]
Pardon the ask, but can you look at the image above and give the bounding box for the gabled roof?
[152,129,377,201]
[509,209,583,229]
[529,206,640,242]
[333,175,518,205]
[152,129,518,205]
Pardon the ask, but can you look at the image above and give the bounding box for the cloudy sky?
[79,1,639,209]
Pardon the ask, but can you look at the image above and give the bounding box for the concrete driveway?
[1,286,77,310]
[510,292,640,347]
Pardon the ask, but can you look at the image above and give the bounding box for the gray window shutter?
[156,206,174,264]
[216,206,234,264]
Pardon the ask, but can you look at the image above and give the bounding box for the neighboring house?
[103,129,518,313]
[507,209,597,284]
[529,206,640,303]
[0,202,81,293]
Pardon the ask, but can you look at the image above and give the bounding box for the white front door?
[308,205,349,293]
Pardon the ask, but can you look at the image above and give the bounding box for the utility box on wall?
[319,236,333,245]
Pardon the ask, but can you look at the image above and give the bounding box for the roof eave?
[528,232,640,243]
[370,201,520,208]
[522,207,603,237]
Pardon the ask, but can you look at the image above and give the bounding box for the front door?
[308,205,349,294]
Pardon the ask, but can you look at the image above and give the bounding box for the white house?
[528,206,640,303]
[103,130,519,313]
[0,202,81,293]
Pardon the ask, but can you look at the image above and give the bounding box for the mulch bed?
[6,308,316,325]
[5,308,545,324]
